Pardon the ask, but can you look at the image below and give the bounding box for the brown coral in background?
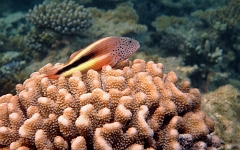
[87,2,147,38]
[26,0,93,35]
[202,84,240,149]
[0,59,221,149]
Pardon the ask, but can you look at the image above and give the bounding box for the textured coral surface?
[202,85,240,149]
[26,1,93,35]
[86,2,147,38]
[0,59,220,149]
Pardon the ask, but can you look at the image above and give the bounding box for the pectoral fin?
[44,68,60,79]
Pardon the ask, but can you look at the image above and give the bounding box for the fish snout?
[131,39,140,52]
[135,41,140,50]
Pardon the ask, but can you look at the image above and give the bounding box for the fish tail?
[44,68,60,79]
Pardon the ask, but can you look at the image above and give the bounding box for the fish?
[45,36,140,79]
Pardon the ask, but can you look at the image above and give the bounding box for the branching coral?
[151,16,189,32]
[155,0,228,16]
[23,29,60,57]
[26,0,93,35]
[0,59,221,149]
[211,0,240,29]
[87,2,147,37]
[190,0,240,30]
[150,14,232,89]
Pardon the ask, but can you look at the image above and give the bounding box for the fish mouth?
[136,42,140,50]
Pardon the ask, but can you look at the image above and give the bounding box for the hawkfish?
[45,36,140,79]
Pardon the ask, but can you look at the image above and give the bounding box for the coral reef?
[86,2,147,38]
[190,0,240,30]
[0,55,27,96]
[150,12,235,90]
[151,16,189,32]
[202,84,240,149]
[0,12,31,96]
[0,51,27,95]
[1,0,240,148]
[211,0,240,29]
[186,0,240,77]
[24,30,57,51]
[189,0,240,76]
[155,0,228,16]
[0,59,221,149]
[26,0,93,35]
[0,12,27,52]
[131,52,198,83]
[23,29,61,58]
[48,0,129,6]
[133,1,160,28]
[23,1,148,62]
[23,0,92,60]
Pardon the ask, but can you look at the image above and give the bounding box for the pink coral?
[0,59,220,149]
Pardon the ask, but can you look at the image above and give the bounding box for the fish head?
[115,37,140,62]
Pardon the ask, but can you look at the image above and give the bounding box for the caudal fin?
[44,68,60,79]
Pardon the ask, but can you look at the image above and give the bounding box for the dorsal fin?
[65,49,82,65]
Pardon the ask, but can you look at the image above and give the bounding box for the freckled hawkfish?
[45,36,140,79]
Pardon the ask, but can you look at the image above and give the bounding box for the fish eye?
[128,39,132,44]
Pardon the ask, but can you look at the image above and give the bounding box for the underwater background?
[0,0,239,149]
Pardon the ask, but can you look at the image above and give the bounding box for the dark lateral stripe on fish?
[56,52,97,75]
